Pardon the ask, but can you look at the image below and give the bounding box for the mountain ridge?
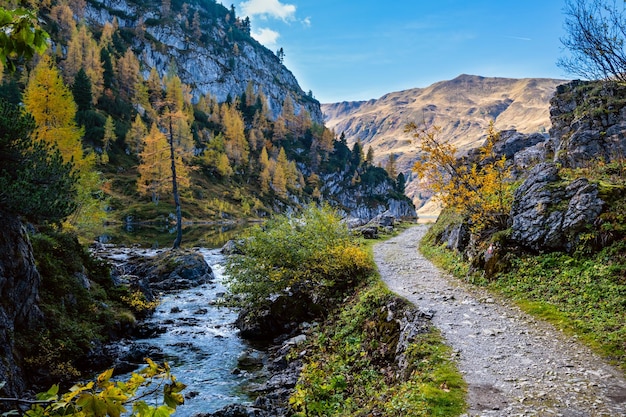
[322,74,569,213]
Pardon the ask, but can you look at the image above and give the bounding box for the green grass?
[420,227,626,372]
[492,250,626,369]
[289,252,467,416]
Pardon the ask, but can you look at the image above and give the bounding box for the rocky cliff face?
[320,169,415,220]
[550,80,626,168]
[322,75,568,213]
[84,0,322,122]
[0,212,43,399]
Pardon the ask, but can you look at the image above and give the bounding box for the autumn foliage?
[408,122,513,232]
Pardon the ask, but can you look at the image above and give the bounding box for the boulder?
[445,223,470,253]
[368,210,396,228]
[114,250,214,295]
[221,239,245,255]
[510,162,604,252]
[197,404,263,417]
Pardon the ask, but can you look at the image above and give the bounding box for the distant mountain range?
[322,74,569,218]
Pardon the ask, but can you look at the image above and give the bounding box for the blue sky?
[227,0,570,103]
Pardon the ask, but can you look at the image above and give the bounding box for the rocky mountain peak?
[84,0,322,122]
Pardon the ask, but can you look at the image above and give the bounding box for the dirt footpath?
[374,225,626,417]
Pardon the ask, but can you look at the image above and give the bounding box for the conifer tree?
[137,123,170,204]
[24,55,104,232]
[192,10,202,40]
[24,55,85,168]
[366,146,375,165]
[385,153,397,178]
[65,25,104,102]
[272,162,287,198]
[72,67,93,112]
[126,114,148,155]
[273,116,288,143]
[351,140,364,169]
[0,99,76,224]
[221,102,249,170]
[201,133,233,177]
[50,4,76,41]
[147,67,163,105]
[101,115,115,164]
[117,48,140,99]
[260,165,271,194]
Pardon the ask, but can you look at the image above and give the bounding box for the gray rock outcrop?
[510,162,604,252]
[110,249,214,296]
[550,80,626,168]
[0,212,43,399]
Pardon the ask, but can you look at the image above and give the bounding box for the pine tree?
[0,99,76,224]
[351,140,364,169]
[396,172,406,194]
[72,68,92,112]
[366,146,375,165]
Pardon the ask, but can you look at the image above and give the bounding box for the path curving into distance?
[374,225,626,417]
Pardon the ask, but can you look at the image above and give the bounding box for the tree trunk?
[168,116,183,249]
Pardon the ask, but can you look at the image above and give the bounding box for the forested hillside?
[1,0,413,242]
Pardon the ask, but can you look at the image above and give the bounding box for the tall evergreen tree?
[72,67,92,112]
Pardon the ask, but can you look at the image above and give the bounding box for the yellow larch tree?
[221,102,249,170]
[101,115,115,164]
[126,113,148,155]
[50,3,76,40]
[407,121,513,232]
[65,25,104,102]
[117,47,140,99]
[23,54,105,233]
[24,55,85,168]
[137,123,171,204]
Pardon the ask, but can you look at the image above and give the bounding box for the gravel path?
[374,225,626,417]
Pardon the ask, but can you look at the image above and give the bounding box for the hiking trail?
[374,225,626,417]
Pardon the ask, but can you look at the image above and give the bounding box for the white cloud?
[239,0,296,22]
[251,27,281,48]
[302,16,311,27]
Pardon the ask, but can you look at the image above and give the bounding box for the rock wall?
[320,169,416,220]
[0,212,42,399]
[84,0,323,123]
[550,80,626,168]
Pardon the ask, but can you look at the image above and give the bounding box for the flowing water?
[121,248,255,416]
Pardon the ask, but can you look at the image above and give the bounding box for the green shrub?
[225,205,374,306]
